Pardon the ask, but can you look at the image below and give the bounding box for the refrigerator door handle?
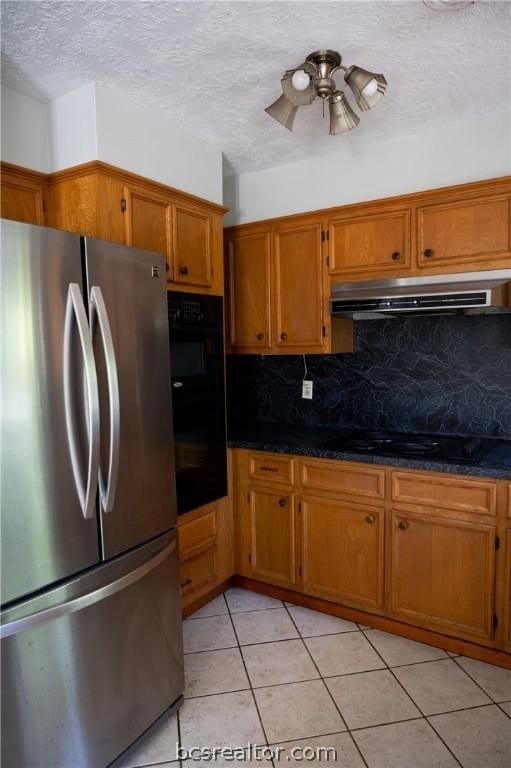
[90,285,120,514]
[0,538,176,639]
[63,283,100,520]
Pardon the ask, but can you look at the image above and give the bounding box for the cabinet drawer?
[392,472,497,517]
[301,459,385,501]
[180,547,217,597]
[179,511,216,559]
[249,453,295,485]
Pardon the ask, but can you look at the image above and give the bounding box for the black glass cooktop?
[320,430,493,464]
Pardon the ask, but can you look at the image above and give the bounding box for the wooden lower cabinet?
[248,485,297,587]
[505,530,511,653]
[232,449,509,656]
[301,495,384,610]
[390,508,496,643]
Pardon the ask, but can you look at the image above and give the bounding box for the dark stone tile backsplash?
[226,315,511,438]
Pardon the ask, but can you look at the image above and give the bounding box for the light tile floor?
[118,587,511,768]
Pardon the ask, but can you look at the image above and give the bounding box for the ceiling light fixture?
[265,49,387,135]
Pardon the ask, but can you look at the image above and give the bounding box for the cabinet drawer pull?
[179,264,189,275]
[391,252,401,261]
[423,248,434,259]
[260,466,278,472]
[278,498,287,507]
[256,332,264,341]
[280,332,288,341]
[366,514,376,524]
[180,577,193,587]
[398,520,409,531]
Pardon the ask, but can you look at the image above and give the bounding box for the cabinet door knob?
[280,332,288,341]
[165,262,170,273]
[256,332,264,341]
[423,248,434,259]
[391,252,401,261]
[366,514,376,524]
[180,577,192,587]
[278,498,287,507]
[179,264,189,275]
[398,520,409,531]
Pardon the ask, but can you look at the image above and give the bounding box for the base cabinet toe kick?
[232,449,511,657]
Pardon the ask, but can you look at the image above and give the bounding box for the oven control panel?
[168,298,204,325]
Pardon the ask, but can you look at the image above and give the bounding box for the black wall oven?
[168,292,227,515]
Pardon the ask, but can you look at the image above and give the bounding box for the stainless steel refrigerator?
[1,219,184,768]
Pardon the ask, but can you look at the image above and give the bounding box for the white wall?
[2,82,223,204]
[46,82,97,170]
[94,86,222,204]
[1,86,49,171]
[223,112,511,226]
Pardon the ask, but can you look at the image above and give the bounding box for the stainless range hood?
[331,270,511,318]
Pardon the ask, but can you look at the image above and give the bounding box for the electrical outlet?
[302,380,313,399]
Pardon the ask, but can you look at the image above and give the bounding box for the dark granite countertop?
[227,422,511,480]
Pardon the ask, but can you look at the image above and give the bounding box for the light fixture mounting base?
[306,49,342,78]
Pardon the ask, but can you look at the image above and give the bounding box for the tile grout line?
[450,654,505,705]
[360,631,464,768]
[224,592,275,763]
[283,604,371,768]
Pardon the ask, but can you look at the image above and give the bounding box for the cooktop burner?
[320,430,491,464]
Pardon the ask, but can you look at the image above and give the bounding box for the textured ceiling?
[2,1,510,176]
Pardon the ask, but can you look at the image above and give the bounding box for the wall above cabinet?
[1,161,228,296]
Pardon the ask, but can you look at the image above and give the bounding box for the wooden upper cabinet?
[122,183,173,277]
[173,203,213,288]
[328,209,411,278]
[273,222,325,352]
[249,485,296,587]
[301,495,384,610]
[418,195,511,269]
[1,166,46,225]
[227,231,272,351]
[390,509,496,643]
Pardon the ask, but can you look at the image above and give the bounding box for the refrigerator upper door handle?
[90,285,120,514]
[0,537,176,639]
[63,283,100,520]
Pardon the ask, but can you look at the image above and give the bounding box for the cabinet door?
[418,195,511,269]
[390,510,496,643]
[123,184,173,278]
[172,203,213,288]
[249,486,296,587]
[301,496,384,610]
[328,210,410,277]
[505,530,511,653]
[1,175,45,225]
[273,222,325,352]
[227,232,272,351]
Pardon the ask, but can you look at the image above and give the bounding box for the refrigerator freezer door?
[1,530,184,768]
[1,220,101,606]
[84,238,177,559]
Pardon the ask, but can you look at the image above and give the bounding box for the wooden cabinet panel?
[173,203,212,287]
[392,471,497,517]
[274,222,325,352]
[301,495,384,609]
[227,232,272,351]
[328,209,411,277]
[123,183,173,276]
[301,459,385,501]
[179,510,216,559]
[418,195,511,268]
[1,172,45,225]
[249,453,294,486]
[180,547,217,598]
[390,509,496,642]
[505,531,511,653]
[249,486,296,587]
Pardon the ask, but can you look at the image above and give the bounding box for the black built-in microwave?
[168,292,227,515]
